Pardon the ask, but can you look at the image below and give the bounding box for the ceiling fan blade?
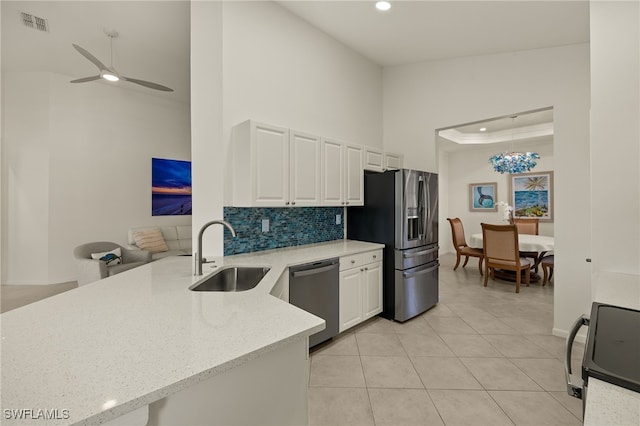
[70,75,101,83]
[120,76,174,92]
[72,44,109,71]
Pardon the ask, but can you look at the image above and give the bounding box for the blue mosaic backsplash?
[223,207,344,255]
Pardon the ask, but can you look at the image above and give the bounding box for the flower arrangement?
[496,201,514,224]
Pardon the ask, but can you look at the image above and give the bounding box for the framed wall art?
[469,182,497,211]
[152,158,192,216]
[509,171,553,222]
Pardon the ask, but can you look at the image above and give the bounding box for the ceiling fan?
[70,30,173,92]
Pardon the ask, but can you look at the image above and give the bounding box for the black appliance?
[348,169,438,322]
[565,302,640,412]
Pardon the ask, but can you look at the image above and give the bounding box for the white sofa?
[127,225,192,260]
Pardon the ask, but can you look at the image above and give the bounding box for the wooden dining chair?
[481,223,533,293]
[541,255,554,286]
[447,218,483,275]
[513,218,539,235]
[513,218,540,268]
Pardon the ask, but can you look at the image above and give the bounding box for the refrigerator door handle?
[418,177,425,241]
[403,263,439,278]
[403,247,438,258]
[565,314,590,399]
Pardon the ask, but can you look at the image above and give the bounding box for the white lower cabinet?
[339,250,383,333]
[363,261,383,319]
[339,267,363,332]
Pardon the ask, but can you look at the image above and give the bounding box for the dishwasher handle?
[290,259,339,278]
[291,263,338,278]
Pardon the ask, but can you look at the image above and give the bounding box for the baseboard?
[552,327,587,344]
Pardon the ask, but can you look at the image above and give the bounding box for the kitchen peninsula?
[1,240,382,425]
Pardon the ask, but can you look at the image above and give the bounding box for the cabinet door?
[363,261,383,320]
[290,130,321,206]
[364,147,384,172]
[339,268,363,333]
[253,123,289,206]
[384,152,403,170]
[344,144,364,206]
[321,138,344,206]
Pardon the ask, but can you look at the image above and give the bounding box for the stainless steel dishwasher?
[289,258,339,348]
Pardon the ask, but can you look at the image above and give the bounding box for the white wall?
[440,140,554,254]
[2,72,191,284]
[589,1,640,307]
[190,1,382,259]
[221,1,382,149]
[383,44,591,336]
[2,73,51,284]
[191,1,224,262]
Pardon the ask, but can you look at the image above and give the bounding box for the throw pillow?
[132,228,169,254]
[91,247,123,266]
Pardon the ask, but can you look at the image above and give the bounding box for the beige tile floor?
[309,252,584,426]
[1,281,77,313]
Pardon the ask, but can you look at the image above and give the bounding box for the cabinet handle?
[372,255,377,259]
[360,268,364,272]
[346,201,349,205]
[292,202,296,205]
[286,202,290,205]
[351,260,355,264]
[364,267,368,271]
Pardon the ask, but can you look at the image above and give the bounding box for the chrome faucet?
[196,220,237,275]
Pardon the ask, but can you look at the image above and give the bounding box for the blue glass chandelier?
[489,115,540,174]
[489,151,540,174]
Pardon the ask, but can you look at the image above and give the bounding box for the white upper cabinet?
[344,143,364,206]
[232,120,290,207]
[289,130,321,206]
[321,138,344,206]
[364,147,384,172]
[366,148,403,172]
[231,119,362,207]
[384,152,403,170]
[321,139,363,206]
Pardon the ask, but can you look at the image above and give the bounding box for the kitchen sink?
[189,266,271,292]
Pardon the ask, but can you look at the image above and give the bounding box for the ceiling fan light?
[101,72,119,82]
[376,1,391,11]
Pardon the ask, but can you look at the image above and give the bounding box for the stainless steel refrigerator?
[347,169,438,322]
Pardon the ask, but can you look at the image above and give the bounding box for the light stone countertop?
[0,239,384,425]
[584,271,640,425]
[584,378,640,426]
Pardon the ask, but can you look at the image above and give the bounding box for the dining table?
[469,232,554,281]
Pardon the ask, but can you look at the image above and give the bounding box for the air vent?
[20,11,49,32]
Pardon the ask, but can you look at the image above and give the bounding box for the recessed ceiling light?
[479,127,487,132]
[376,1,391,11]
